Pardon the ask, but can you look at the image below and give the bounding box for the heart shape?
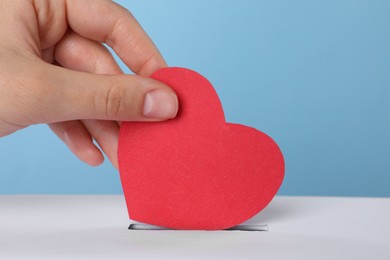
[118,67,284,230]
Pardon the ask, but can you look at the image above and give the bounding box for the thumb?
[40,65,178,123]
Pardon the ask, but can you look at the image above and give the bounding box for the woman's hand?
[0,0,178,168]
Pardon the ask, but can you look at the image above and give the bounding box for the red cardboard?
[118,67,284,230]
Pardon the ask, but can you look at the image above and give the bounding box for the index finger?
[65,0,167,76]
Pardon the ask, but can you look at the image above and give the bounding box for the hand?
[0,0,178,168]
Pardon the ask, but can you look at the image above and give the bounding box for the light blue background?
[0,0,389,196]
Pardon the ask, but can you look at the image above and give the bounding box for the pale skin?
[0,0,178,168]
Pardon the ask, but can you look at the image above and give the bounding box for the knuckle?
[100,84,127,119]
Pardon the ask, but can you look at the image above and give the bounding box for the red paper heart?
[118,68,284,230]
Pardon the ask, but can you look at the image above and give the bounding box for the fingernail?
[143,89,178,119]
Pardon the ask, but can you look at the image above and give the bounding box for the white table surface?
[0,195,389,259]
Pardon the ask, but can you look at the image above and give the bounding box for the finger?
[82,119,119,168]
[49,120,104,166]
[54,31,124,168]
[66,0,167,76]
[54,31,121,167]
[36,61,178,124]
[55,30,122,74]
